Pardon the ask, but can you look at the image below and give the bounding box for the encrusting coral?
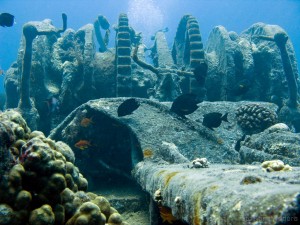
[190,157,209,168]
[0,109,128,225]
[261,160,292,172]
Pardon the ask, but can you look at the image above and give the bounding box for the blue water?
[0,0,300,93]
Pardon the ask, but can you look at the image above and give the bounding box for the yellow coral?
[217,138,224,145]
[164,172,179,187]
[143,148,154,158]
[261,160,292,172]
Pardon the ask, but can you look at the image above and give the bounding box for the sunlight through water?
[127,0,164,46]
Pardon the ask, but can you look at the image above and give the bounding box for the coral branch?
[132,46,159,75]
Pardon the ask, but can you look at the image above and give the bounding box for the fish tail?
[222,113,229,122]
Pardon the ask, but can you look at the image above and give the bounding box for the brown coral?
[236,104,277,133]
[0,109,126,225]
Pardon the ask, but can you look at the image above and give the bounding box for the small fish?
[80,117,93,127]
[0,13,15,27]
[104,29,110,46]
[45,95,60,115]
[202,112,229,130]
[193,63,208,85]
[158,205,177,224]
[117,98,140,117]
[171,93,201,117]
[228,79,251,96]
[0,69,5,76]
[74,140,91,150]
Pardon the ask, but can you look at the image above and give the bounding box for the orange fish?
[74,140,91,150]
[80,117,93,127]
[159,206,177,224]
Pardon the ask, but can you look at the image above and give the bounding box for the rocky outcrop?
[241,23,299,105]
[205,26,255,101]
[205,23,299,105]
[240,124,300,166]
[72,24,97,104]
[49,98,252,166]
[48,98,246,188]
[48,98,300,188]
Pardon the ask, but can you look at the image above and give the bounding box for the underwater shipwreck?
[0,12,300,225]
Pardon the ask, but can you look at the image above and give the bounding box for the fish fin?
[222,113,229,122]
[203,123,214,131]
